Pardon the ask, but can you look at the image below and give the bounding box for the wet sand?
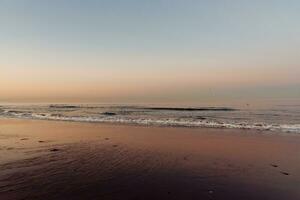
[0,119,300,200]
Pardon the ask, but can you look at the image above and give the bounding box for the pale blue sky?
[1,0,300,103]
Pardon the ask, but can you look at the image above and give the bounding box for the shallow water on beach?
[0,103,300,133]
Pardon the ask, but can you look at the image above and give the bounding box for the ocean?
[0,104,299,133]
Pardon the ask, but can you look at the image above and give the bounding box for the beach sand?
[0,119,299,199]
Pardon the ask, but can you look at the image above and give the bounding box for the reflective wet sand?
[0,119,300,199]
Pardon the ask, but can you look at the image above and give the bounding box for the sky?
[1,0,300,105]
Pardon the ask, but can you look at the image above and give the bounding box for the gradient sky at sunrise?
[1,0,300,104]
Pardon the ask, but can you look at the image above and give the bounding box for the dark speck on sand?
[280,171,290,175]
[39,140,51,143]
[50,148,60,152]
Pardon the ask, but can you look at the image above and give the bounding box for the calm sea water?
[0,104,300,133]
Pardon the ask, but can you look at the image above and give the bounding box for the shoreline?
[0,119,300,199]
[1,103,299,134]
[0,116,293,136]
